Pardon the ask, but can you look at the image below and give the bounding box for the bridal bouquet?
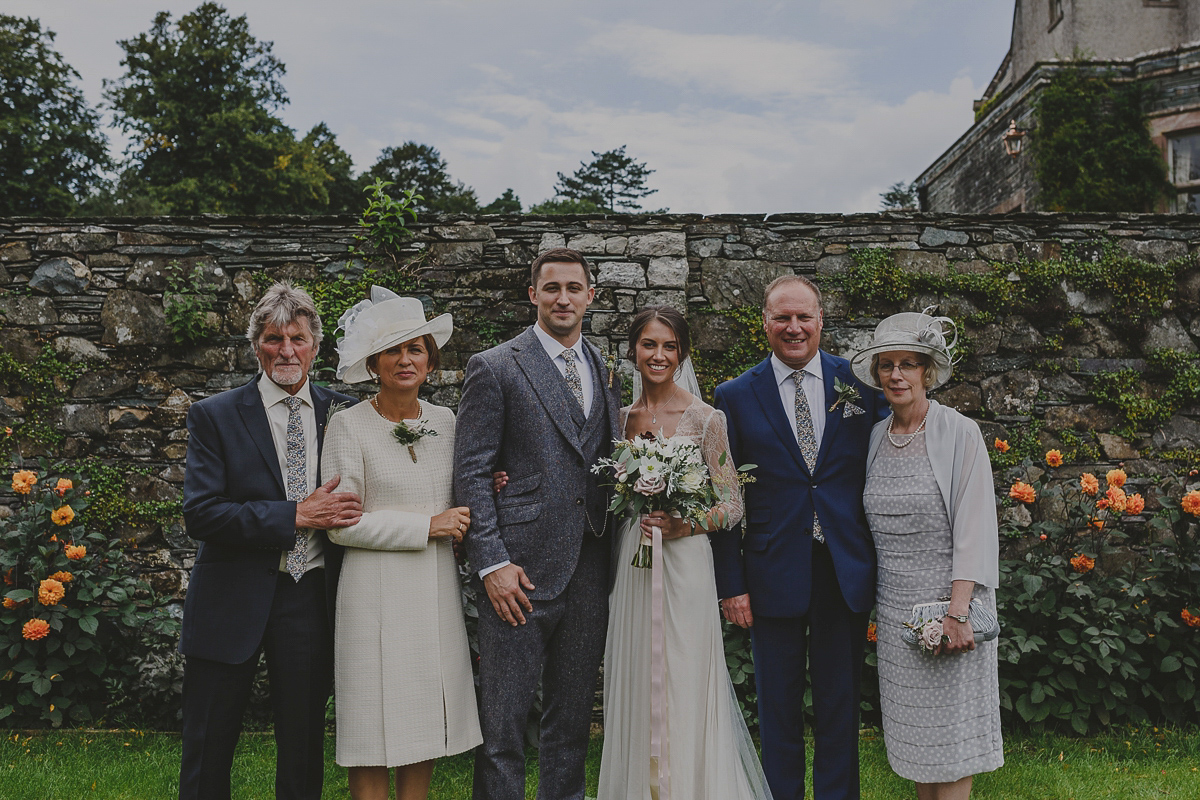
[592,433,752,568]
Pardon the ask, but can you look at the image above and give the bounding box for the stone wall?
[2,211,1199,605]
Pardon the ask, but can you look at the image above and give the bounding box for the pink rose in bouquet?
[633,473,667,495]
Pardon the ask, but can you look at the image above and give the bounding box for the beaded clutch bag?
[900,596,1000,647]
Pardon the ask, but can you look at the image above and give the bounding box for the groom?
[455,247,621,800]
[713,275,885,800]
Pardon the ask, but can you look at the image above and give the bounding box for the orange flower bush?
[1183,490,1200,517]
[37,578,65,607]
[48,571,73,584]
[994,438,1010,453]
[1009,482,1037,504]
[1106,469,1127,488]
[1182,609,1200,628]
[1080,473,1099,496]
[50,506,75,526]
[1070,554,1096,573]
[1045,450,1063,467]
[1104,486,1128,514]
[11,470,36,495]
[54,478,73,497]
[866,623,877,643]
[21,619,50,641]
[64,544,86,561]
[1126,493,1145,515]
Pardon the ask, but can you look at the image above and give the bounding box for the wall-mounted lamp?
[1002,119,1027,159]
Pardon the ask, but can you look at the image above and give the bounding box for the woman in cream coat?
[323,287,481,800]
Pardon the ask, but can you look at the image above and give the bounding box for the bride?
[597,305,772,800]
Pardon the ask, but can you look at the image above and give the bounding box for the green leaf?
[77,616,98,635]
[1058,629,1078,645]
[1161,655,1181,673]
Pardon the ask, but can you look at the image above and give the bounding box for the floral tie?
[562,348,586,411]
[283,396,309,581]
[792,371,824,543]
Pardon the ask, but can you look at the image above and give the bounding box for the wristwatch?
[944,612,969,624]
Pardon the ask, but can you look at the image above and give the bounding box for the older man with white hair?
[179,282,362,800]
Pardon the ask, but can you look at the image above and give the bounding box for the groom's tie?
[283,395,310,581]
[562,348,586,411]
[791,371,824,543]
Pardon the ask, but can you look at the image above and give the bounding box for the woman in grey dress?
[851,310,1003,800]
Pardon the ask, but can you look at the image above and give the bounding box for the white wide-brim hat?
[849,308,958,391]
[335,286,453,383]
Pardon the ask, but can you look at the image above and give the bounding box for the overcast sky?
[11,0,1015,214]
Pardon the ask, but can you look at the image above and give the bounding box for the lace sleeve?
[702,407,744,529]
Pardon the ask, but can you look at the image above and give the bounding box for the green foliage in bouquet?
[0,462,179,727]
[996,454,1200,734]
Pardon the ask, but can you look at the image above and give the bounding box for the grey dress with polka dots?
[863,431,1004,784]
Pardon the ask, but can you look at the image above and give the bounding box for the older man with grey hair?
[180,282,362,800]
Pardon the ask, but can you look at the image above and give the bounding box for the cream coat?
[323,400,481,767]
[867,399,1000,587]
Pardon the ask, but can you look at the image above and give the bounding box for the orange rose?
[37,578,65,607]
[1105,486,1127,514]
[1106,469,1127,488]
[1182,609,1200,628]
[1088,517,1105,531]
[2,568,12,586]
[1096,497,1110,511]
[2,597,27,610]
[11,470,36,495]
[1045,450,1063,468]
[48,571,73,584]
[866,623,877,643]
[1080,473,1099,496]
[22,619,50,641]
[1009,482,1036,504]
[994,438,1010,453]
[1070,554,1096,573]
[53,478,73,497]
[1183,491,1200,517]
[3,427,11,436]
[1039,533,1048,540]
[64,544,86,561]
[50,506,74,526]
[1125,494,1145,515]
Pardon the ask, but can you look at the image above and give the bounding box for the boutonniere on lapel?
[829,378,865,418]
[392,419,439,462]
[327,399,352,418]
[605,351,621,390]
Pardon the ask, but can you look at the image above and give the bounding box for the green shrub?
[351,178,421,261]
[0,462,179,727]
[163,262,218,347]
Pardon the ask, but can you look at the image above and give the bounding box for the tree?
[879,181,918,211]
[102,3,334,214]
[362,142,478,214]
[1031,67,1172,212]
[0,15,110,216]
[481,188,521,214]
[553,146,657,212]
[527,197,605,215]
[300,122,360,214]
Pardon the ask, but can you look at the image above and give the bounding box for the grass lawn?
[1,726,1197,798]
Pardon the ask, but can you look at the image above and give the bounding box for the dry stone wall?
[2,211,1200,606]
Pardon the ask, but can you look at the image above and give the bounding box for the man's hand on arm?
[483,563,535,627]
[720,593,754,628]
[295,475,363,529]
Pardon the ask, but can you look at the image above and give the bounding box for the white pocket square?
[842,402,865,418]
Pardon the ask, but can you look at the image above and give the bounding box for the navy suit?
[179,377,354,800]
[713,352,885,800]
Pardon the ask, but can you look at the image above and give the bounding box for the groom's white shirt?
[478,324,595,579]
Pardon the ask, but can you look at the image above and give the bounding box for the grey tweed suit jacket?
[454,326,621,600]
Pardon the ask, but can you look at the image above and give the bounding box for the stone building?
[917,0,1200,213]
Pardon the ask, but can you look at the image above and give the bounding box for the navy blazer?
[711,352,886,617]
[180,377,355,664]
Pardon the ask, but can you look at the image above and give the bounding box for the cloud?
[588,23,853,101]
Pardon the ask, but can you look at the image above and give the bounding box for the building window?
[1168,130,1200,212]
[1048,0,1064,29]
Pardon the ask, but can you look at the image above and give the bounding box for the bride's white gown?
[598,398,773,800]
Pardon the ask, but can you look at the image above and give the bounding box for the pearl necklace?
[371,393,421,424]
[887,404,930,448]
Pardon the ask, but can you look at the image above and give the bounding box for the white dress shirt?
[532,322,594,418]
[480,324,595,580]
[259,373,324,573]
[771,353,825,450]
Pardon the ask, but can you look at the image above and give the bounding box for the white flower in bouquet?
[676,469,706,495]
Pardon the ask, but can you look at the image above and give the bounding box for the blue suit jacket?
[180,377,355,664]
[712,352,886,617]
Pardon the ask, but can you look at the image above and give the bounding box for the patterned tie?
[792,371,825,543]
[562,348,586,411]
[283,396,309,581]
